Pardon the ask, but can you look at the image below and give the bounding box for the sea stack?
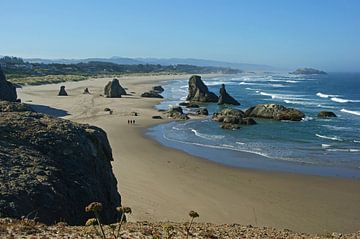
[0,66,17,102]
[104,78,126,98]
[186,75,218,102]
[218,84,240,105]
[58,85,68,96]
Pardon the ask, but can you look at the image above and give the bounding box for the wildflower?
[116,206,132,214]
[85,218,97,226]
[189,210,199,218]
[85,202,103,213]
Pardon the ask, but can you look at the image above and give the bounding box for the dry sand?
[17,74,360,234]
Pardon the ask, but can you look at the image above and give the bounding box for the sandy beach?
[17,74,360,234]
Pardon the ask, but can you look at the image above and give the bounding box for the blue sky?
[0,0,359,71]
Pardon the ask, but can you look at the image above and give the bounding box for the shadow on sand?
[29,104,70,117]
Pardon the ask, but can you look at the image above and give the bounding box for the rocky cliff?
[0,67,17,102]
[0,101,121,225]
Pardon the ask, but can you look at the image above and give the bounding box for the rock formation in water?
[318,111,337,118]
[186,75,218,102]
[166,106,189,120]
[290,68,327,75]
[212,108,256,129]
[141,91,163,98]
[0,101,121,225]
[104,79,126,98]
[245,104,305,121]
[0,67,17,102]
[196,108,209,116]
[58,86,68,96]
[218,84,240,105]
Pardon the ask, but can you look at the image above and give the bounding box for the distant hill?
[24,56,275,71]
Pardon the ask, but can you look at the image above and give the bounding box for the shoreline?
[16,73,360,234]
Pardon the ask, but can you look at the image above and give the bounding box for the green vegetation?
[0,56,241,86]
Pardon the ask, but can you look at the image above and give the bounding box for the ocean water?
[147,72,360,178]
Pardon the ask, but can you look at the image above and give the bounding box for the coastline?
[17,74,360,234]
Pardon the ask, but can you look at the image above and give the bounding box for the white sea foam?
[316,92,337,98]
[236,142,245,145]
[191,129,225,141]
[326,148,360,152]
[341,109,360,116]
[321,125,353,131]
[331,97,360,103]
[321,144,331,148]
[315,134,343,141]
[301,116,314,121]
[286,80,299,83]
[260,91,305,100]
[284,100,317,106]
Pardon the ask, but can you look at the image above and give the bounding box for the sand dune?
[17,74,360,234]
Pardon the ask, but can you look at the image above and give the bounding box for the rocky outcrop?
[186,75,218,102]
[104,79,126,98]
[196,108,209,116]
[290,68,327,75]
[0,101,32,112]
[166,106,189,120]
[141,91,163,98]
[0,102,121,225]
[212,108,256,129]
[0,67,17,102]
[58,86,68,96]
[318,111,337,118]
[152,85,164,93]
[245,104,305,121]
[218,84,240,105]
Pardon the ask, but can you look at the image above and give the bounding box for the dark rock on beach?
[141,91,163,98]
[83,87,90,94]
[104,79,126,98]
[186,75,218,102]
[218,84,240,105]
[58,86,68,96]
[0,67,17,102]
[152,85,164,93]
[245,104,305,121]
[318,111,337,118]
[152,115,163,119]
[0,102,121,225]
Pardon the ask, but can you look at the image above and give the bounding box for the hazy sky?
[0,0,359,71]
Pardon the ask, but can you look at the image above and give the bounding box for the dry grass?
[1,218,359,239]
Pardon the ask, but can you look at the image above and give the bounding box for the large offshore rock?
[245,104,305,121]
[166,106,189,120]
[318,111,337,118]
[186,75,218,102]
[0,102,121,225]
[212,108,254,129]
[0,67,17,102]
[218,84,240,105]
[104,79,126,98]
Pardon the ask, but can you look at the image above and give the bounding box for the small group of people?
[128,119,136,124]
